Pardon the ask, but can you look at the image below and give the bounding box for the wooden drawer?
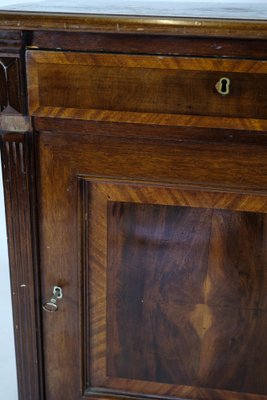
[27,51,267,125]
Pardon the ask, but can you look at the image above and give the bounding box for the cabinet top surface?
[0,0,267,38]
[0,0,267,20]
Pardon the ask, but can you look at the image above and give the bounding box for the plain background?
[0,1,259,399]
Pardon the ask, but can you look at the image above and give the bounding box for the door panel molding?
[81,178,267,400]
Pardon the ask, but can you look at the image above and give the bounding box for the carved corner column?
[0,31,43,400]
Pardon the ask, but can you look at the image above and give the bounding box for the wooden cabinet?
[1,4,267,400]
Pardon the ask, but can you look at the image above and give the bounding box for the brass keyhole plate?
[215,77,230,96]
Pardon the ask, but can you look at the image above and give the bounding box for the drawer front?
[27,51,267,124]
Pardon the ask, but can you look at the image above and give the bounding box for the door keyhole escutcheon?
[43,286,63,312]
[215,77,230,96]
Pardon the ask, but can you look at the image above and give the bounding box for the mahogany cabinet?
[1,3,267,400]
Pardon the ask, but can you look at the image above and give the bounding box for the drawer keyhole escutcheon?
[215,77,230,95]
[43,286,63,312]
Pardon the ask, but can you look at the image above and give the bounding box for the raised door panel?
[85,181,267,399]
[36,125,267,400]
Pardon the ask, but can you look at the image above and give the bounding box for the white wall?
[0,161,18,400]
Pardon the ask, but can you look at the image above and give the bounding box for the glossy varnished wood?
[1,7,267,400]
[107,202,267,394]
[34,119,267,399]
[82,179,267,399]
[27,51,267,127]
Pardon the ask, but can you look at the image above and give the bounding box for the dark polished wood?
[0,30,22,54]
[0,57,23,114]
[33,117,267,145]
[0,131,43,400]
[107,202,267,393]
[0,29,42,400]
[0,30,27,118]
[34,124,267,193]
[27,51,267,122]
[83,179,267,400]
[0,30,25,115]
[0,6,267,400]
[107,202,267,394]
[33,123,267,399]
[29,32,267,59]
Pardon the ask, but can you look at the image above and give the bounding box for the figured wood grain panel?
[107,203,213,386]
[27,51,267,124]
[107,203,267,394]
[89,181,267,213]
[197,210,267,393]
[83,179,267,400]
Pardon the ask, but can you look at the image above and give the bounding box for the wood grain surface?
[27,51,267,126]
[29,32,267,59]
[0,132,43,400]
[0,3,266,399]
[84,179,267,399]
[107,202,267,394]
[36,119,267,399]
[35,125,267,193]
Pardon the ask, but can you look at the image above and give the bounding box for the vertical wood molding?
[0,131,43,400]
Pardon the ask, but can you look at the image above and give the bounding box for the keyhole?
[215,77,230,95]
[221,79,228,93]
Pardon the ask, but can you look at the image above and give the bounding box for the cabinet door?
[36,122,267,400]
